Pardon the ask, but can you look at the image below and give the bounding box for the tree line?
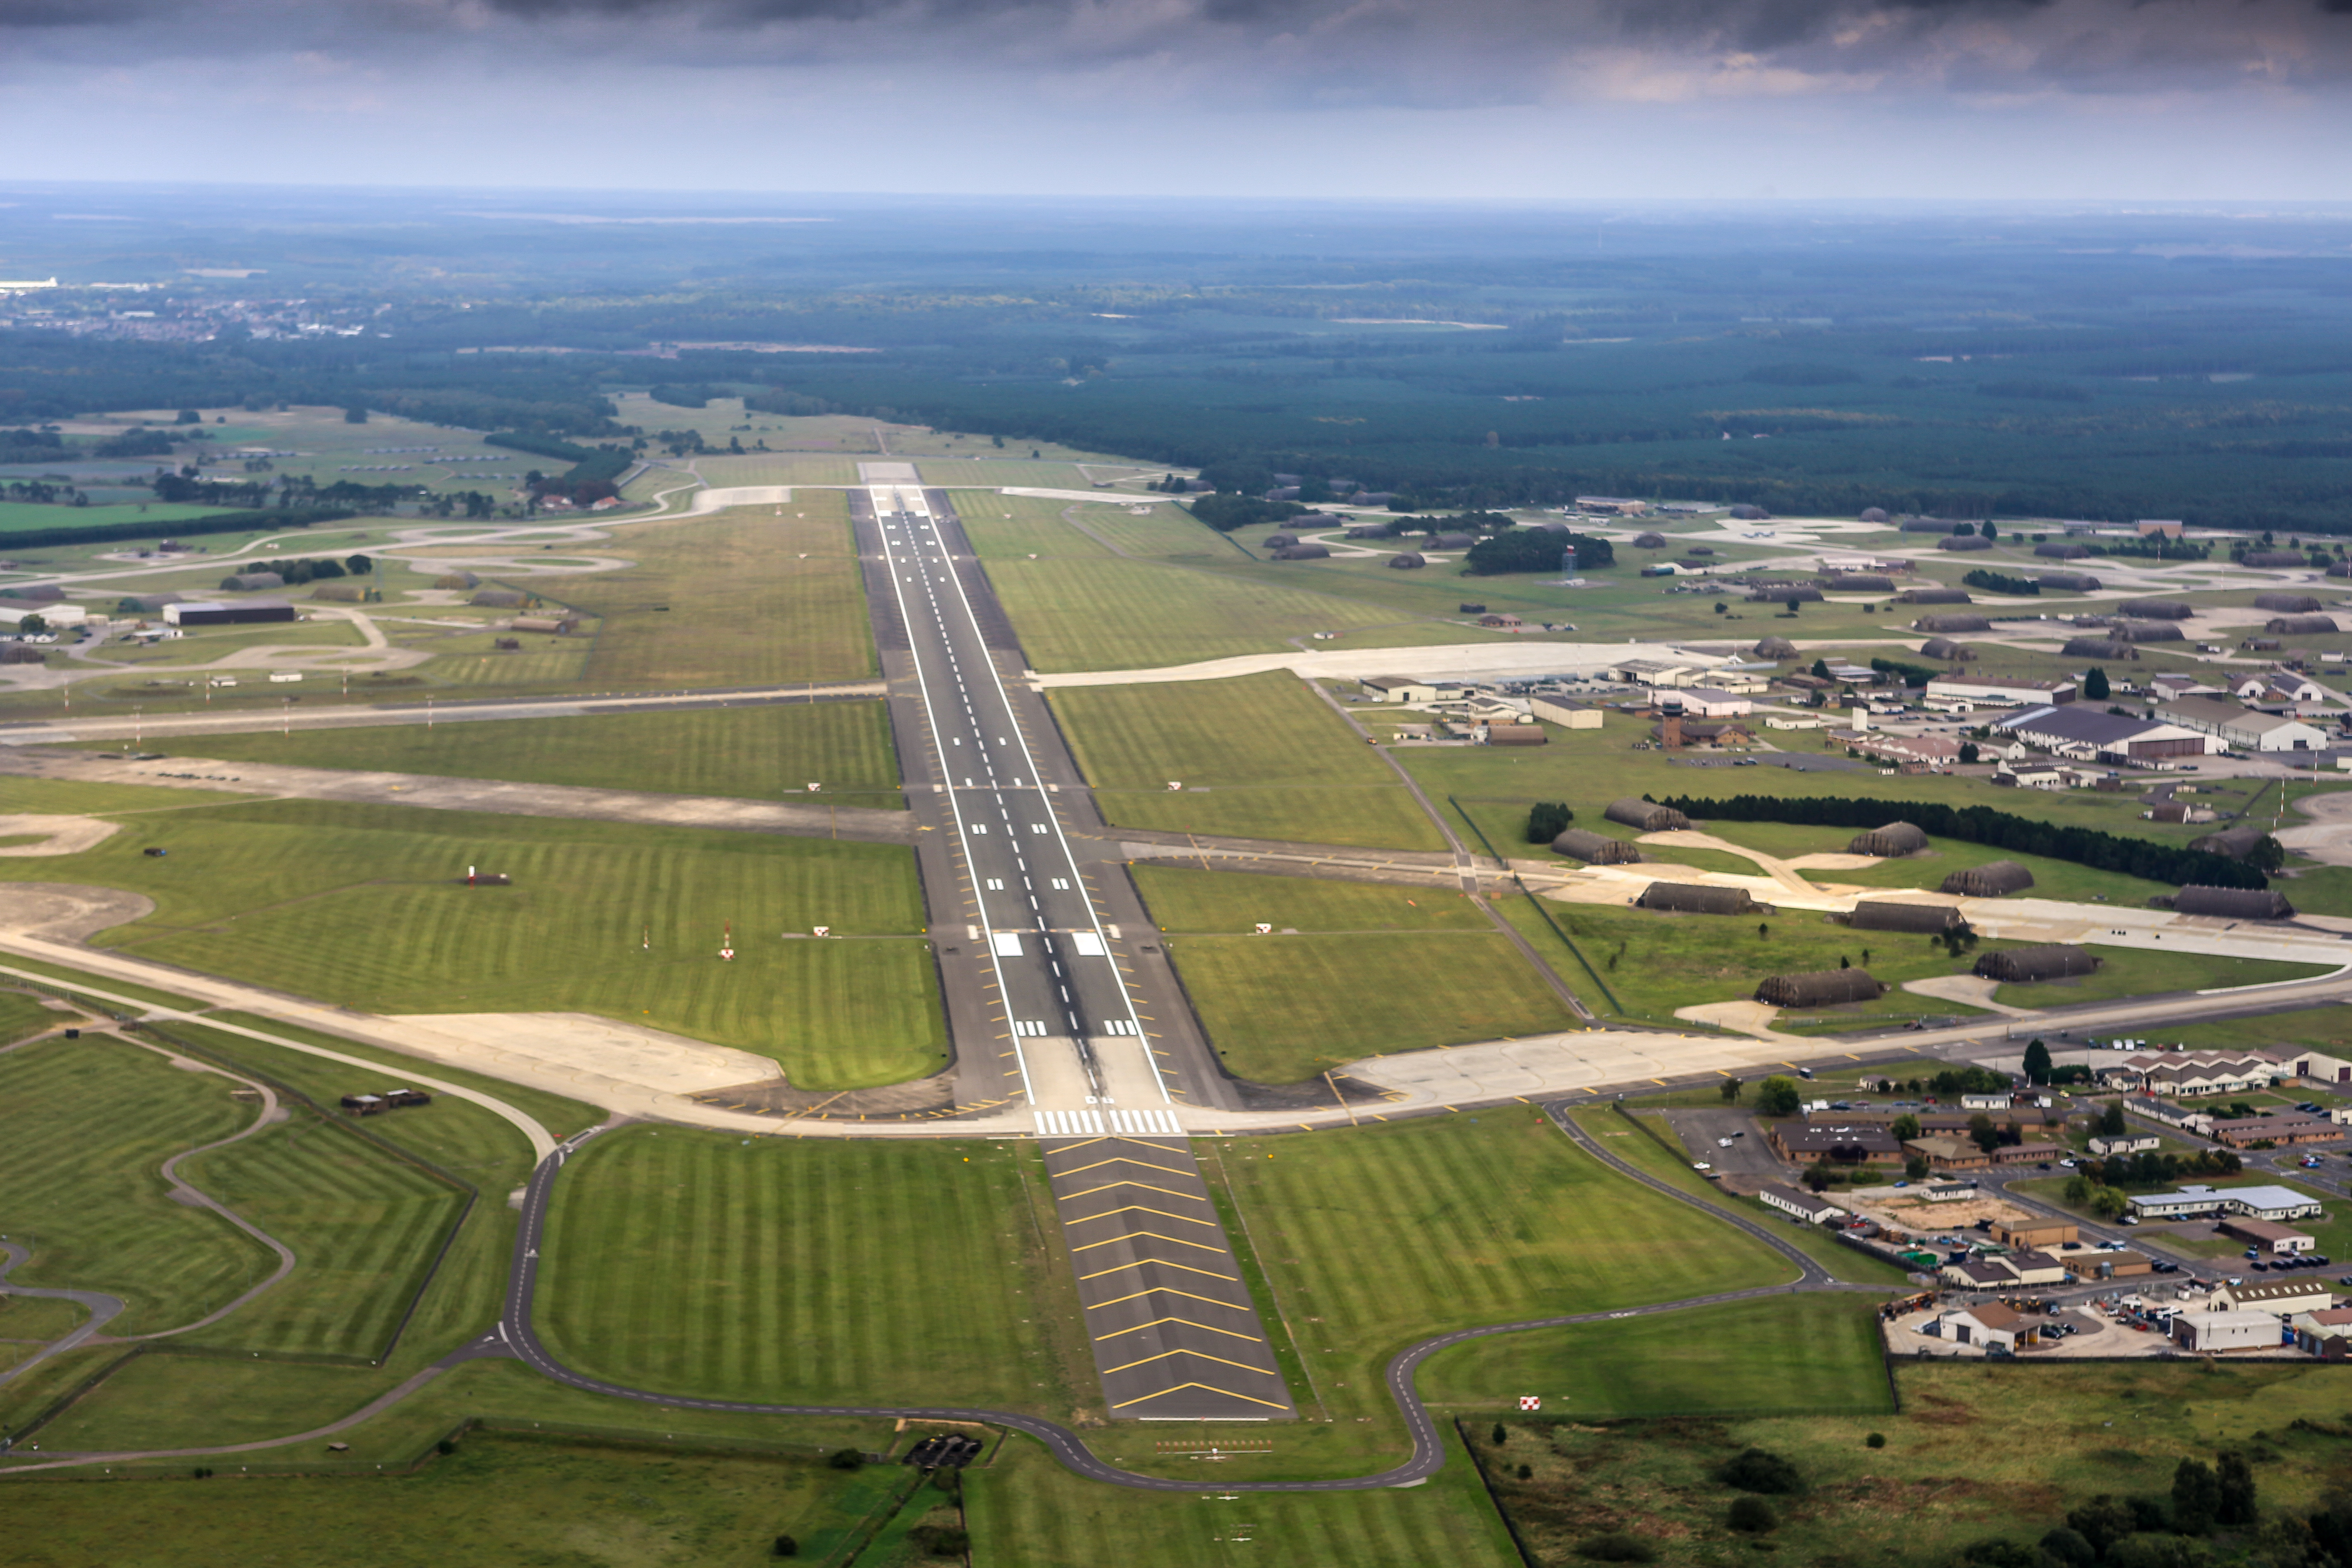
[1648,793,2268,890]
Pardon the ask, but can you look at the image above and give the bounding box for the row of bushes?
[0,506,355,551]
[1648,793,2269,890]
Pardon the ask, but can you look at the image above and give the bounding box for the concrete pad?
[1902,974,2027,1016]
[1674,1001,1800,1041]
[379,1011,784,1103]
[0,815,121,857]
[1338,1027,1813,1108]
[0,884,153,940]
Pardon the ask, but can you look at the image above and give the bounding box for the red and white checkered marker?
[1255,923,1273,935]
[813,926,830,938]
[1519,1396,1541,1412]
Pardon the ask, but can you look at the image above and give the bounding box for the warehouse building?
[1992,704,2217,762]
[2101,1051,2286,1098]
[1925,675,2078,708]
[2171,1311,2284,1353]
[1758,1184,1848,1224]
[2127,1184,2323,1222]
[164,599,296,627]
[2158,696,2330,752]
[2219,1218,2317,1255]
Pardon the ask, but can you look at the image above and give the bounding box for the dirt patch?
[0,884,155,941]
[0,815,122,858]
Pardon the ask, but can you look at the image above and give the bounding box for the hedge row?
[0,506,356,552]
[1650,792,2268,890]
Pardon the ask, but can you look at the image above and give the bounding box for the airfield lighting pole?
[133,707,142,749]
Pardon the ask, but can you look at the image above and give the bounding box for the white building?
[1527,696,1604,729]
[1758,1184,1848,1224]
[2157,697,2331,753]
[1925,676,2077,708]
[2171,1310,2284,1353]
[1653,687,1752,718]
[0,602,87,628]
[2128,1184,2325,1223]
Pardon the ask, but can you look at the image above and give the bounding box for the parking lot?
[1658,1107,1780,1178]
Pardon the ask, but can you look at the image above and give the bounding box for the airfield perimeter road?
[2,1106,1889,1489]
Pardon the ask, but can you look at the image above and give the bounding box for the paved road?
[0,1242,122,1388]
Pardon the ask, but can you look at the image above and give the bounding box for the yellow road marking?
[1079,1258,1240,1284]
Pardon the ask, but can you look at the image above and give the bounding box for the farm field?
[0,1431,907,1567]
[535,1129,1089,1415]
[1483,1358,2352,1567]
[6,797,944,1088]
[97,700,905,805]
[0,1036,277,1336]
[567,496,876,689]
[1417,1294,1892,1417]
[0,500,231,534]
[968,1425,1519,1568]
[1162,929,1575,1082]
[1051,671,1445,851]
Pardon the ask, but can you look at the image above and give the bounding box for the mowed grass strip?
[0,1037,277,1334]
[1215,1111,1793,1430]
[1168,932,1575,1082]
[0,989,59,1044]
[1417,1294,1893,1416]
[1995,946,2332,1007]
[985,557,1410,673]
[177,1115,468,1359]
[101,701,905,806]
[573,496,877,687]
[537,1131,1069,1411]
[1132,863,1490,933]
[17,799,944,1088]
[1052,672,1444,851]
[953,493,1114,558]
[968,1426,1520,1568]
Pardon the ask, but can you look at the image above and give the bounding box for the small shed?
[1974,944,2096,982]
[2034,542,2093,560]
[2169,885,2296,921]
[2269,614,2340,635]
[1635,881,1762,915]
[1632,532,1668,548]
[2036,571,2102,591]
[1919,638,1976,661]
[2118,598,2194,619]
[1605,798,1690,832]
[1553,829,1641,864]
[1941,860,2036,898]
[2188,826,2269,862]
[1848,899,1967,934]
[1273,543,1331,560]
[2062,638,2138,660]
[1386,552,1426,570]
[2254,593,2323,614]
[1751,635,1799,660]
[1939,534,1994,552]
[1755,969,1886,1007]
[1848,821,1930,856]
[1898,588,1973,605]
[1747,584,1824,604]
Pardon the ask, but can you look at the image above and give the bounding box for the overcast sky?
[5,0,2352,198]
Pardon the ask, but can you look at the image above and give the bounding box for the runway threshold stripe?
[1086,1286,1253,1311]
[1094,1316,1265,1344]
[1102,1347,1282,1377]
[1110,1383,1294,1412]
[1077,1258,1242,1284]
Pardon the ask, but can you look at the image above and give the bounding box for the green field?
[1201,1110,1797,1462]
[0,989,59,1044]
[105,700,905,806]
[0,1037,277,1336]
[1995,947,2336,1008]
[1418,1294,1892,1416]
[537,1129,1088,1414]
[0,1431,912,1567]
[1163,929,1576,1082]
[0,501,230,534]
[986,556,1424,673]
[969,1425,1519,1568]
[569,496,877,689]
[1487,1358,2352,1566]
[1131,863,1492,933]
[953,493,1116,558]
[1052,671,1445,851]
[5,797,945,1089]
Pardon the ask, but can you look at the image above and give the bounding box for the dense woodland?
[7,194,2352,527]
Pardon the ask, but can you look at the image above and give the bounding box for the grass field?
[1418,1294,1892,1416]
[102,700,906,806]
[1995,947,2335,1008]
[1163,930,1576,1082]
[1502,896,1994,1028]
[1052,672,1445,851]
[1487,1358,2352,1566]
[8,798,945,1089]
[0,1037,277,1335]
[2,1431,904,1567]
[568,496,876,688]
[954,494,1116,559]
[0,501,229,534]
[0,773,245,817]
[985,557,1422,673]
[1131,863,1492,933]
[175,1111,469,1359]
[969,1425,1520,1568]
[537,1129,1088,1414]
[0,989,59,1044]
[1201,1110,1796,1455]
[1057,501,1240,560]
